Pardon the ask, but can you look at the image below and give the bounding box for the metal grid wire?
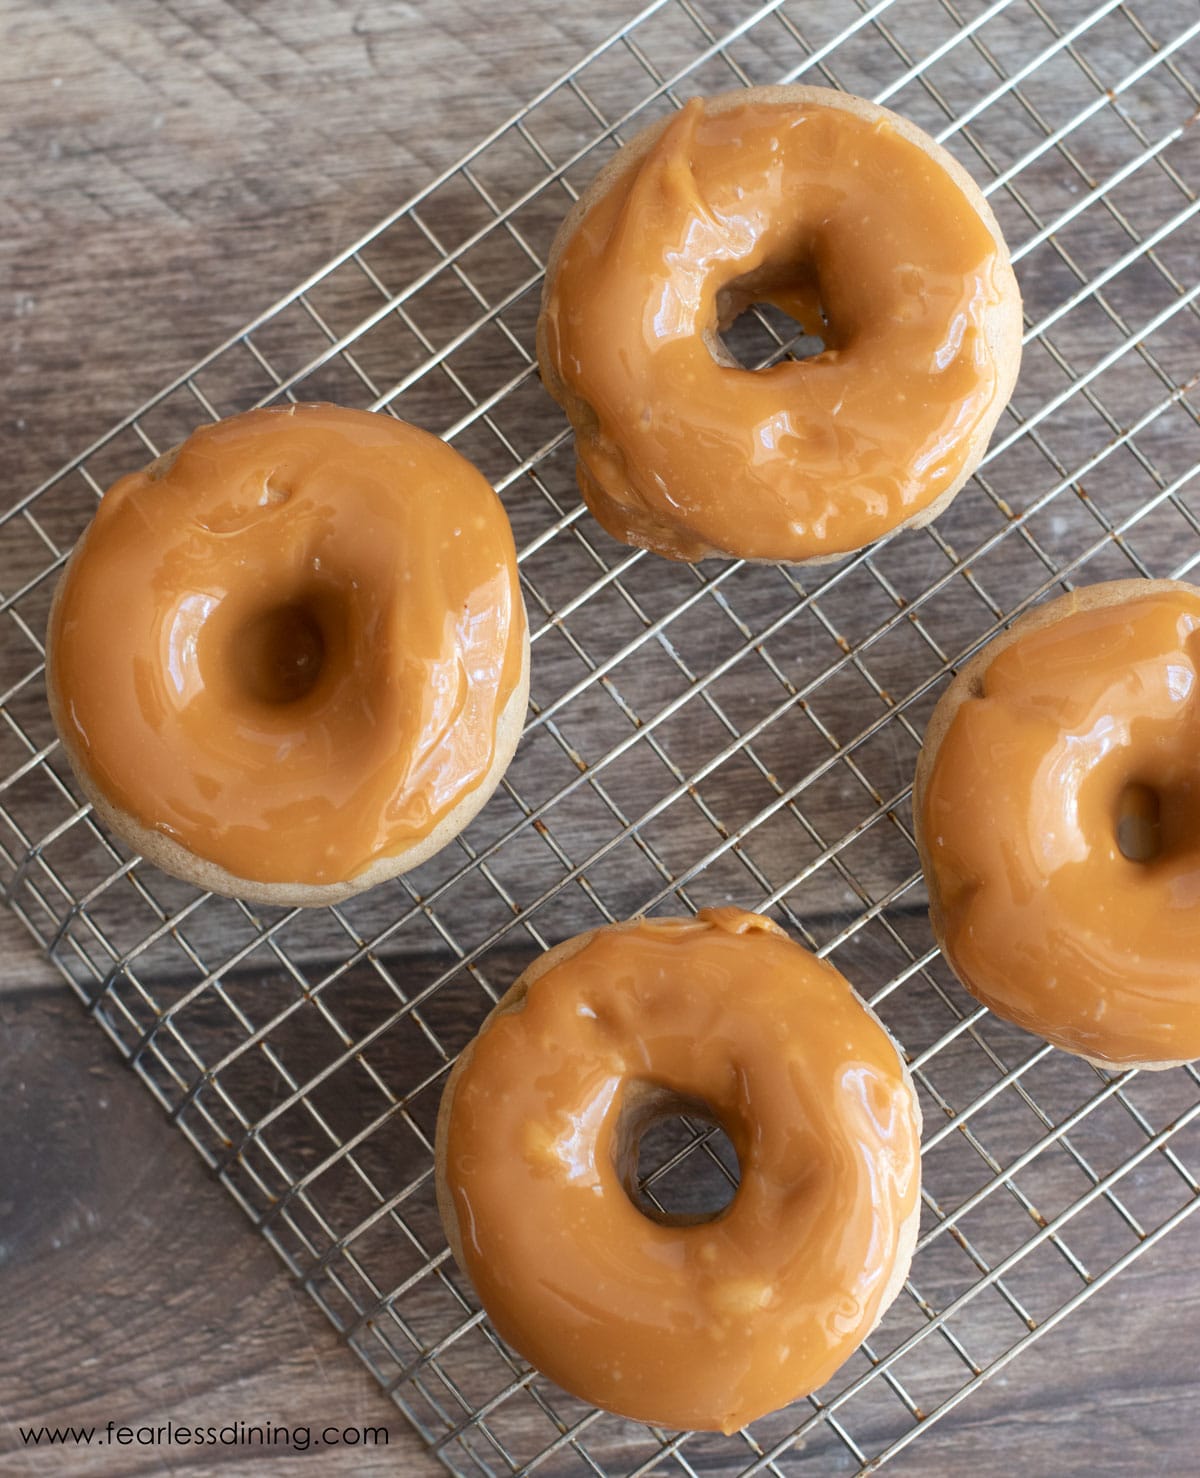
[2,0,1199,1472]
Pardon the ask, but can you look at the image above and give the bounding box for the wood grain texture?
[2,1,1199,1475]
[1,0,634,493]
[0,905,427,1475]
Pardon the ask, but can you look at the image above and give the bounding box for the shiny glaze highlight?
[439,908,921,1433]
[920,588,1200,1065]
[539,93,1017,563]
[48,404,525,886]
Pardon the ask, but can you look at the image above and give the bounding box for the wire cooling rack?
[2,0,1199,1472]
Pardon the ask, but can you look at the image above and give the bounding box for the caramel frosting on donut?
[47,404,526,889]
[538,88,1021,563]
[917,583,1200,1066]
[437,908,921,1432]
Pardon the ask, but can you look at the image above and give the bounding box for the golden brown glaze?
[47,404,526,890]
[917,583,1200,1067]
[437,909,922,1433]
[538,88,1021,563]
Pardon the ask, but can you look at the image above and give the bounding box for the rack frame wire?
[2,0,1199,1473]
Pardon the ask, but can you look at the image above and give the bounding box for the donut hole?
[1117,781,1163,863]
[714,266,828,371]
[718,301,826,370]
[235,601,327,705]
[616,1083,740,1225]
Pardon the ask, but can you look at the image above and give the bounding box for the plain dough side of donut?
[434,917,924,1397]
[43,469,532,910]
[912,577,1200,1073]
[536,85,1024,567]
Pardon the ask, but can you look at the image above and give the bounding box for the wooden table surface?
[1,3,1198,1474]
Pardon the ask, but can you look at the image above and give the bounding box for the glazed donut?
[537,86,1022,564]
[46,403,529,906]
[435,908,922,1433]
[914,579,1200,1069]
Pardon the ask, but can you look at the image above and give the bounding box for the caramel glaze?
[437,909,921,1433]
[47,404,526,887]
[538,89,1020,563]
[918,585,1200,1066]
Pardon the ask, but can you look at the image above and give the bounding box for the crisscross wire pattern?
[2,1,1199,1473]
